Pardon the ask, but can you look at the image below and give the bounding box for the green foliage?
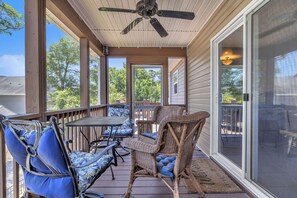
[134,68,161,102]
[0,1,24,35]
[222,92,237,103]
[90,58,99,105]
[221,68,243,103]
[48,89,80,110]
[109,83,125,103]
[108,65,127,103]
[108,65,161,104]
[46,37,80,110]
[47,37,80,90]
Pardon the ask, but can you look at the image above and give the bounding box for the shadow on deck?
[90,148,250,198]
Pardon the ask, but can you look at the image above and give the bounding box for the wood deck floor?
[89,148,250,198]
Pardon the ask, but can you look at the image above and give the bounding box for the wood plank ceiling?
[68,0,223,48]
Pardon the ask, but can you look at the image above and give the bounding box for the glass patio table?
[66,116,128,158]
[66,116,128,180]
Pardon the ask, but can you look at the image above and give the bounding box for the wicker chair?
[124,111,209,198]
[138,105,185,140]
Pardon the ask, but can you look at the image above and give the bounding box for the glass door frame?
[211,15,246,178]
[210,0,272,197]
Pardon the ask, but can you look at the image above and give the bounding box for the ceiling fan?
[98,0,195,37]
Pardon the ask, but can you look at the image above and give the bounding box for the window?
[173,71,178,94]
[89,50,100,105]
[46,10,80,110]
[168,58,185,105]
[0,0,25,116]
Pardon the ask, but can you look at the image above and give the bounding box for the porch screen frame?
[131,64,163,105]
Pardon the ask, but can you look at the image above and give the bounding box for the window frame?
[173,70,178,95]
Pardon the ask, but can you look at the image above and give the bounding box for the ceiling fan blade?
[157,10,195,20]
[150,18,168,37]
[121,18,143,35]
[98,7,137,14]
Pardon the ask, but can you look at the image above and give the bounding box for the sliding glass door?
[250,0,297,197]
[212,0,297,197]
[218,26,244,168]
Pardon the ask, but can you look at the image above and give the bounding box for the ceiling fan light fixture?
[221,57,233,66]
[98,0,195,38]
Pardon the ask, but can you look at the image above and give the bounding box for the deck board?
[89,148,250,198]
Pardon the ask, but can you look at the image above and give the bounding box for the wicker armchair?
[124,111,210,198]
[138,105,185,140]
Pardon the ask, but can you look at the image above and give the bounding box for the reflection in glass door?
[250,0,297,197]
[218,26,243,168]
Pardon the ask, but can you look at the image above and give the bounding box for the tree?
[47,37,80,90]
[107,66,162,104]
[108,65,126,103]
[221,68,243,103]
[90,58,99,105]
[134,68,161,102]
[109,83,125,103]
[0,1,24,35]
[46,37,80,110]
[48,89,80,110]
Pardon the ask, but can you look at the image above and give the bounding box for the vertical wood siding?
[187,0,251,155]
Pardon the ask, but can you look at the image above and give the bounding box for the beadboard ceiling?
[68,0,223,48]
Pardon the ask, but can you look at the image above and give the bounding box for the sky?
[0,0,124,77]
[108,58,126,69]
[0,0,25,76]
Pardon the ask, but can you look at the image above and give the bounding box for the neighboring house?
[168,58,185,105]
[0,76,25,116]
[0,105,15,116]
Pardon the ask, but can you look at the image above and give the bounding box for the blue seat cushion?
[24,170,74,198]
[37,127,69,174]
[4,126,52,174]
[69,151,113,192]
[102,128,133,137]
[5,125,74,197]
[156,155,176,177]
[102,119,133,137]
[109,107,129,117]
[142,132,158,140]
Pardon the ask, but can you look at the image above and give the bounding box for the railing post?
[100,56,108,115]
[80,38,90,151]
[25,0,46,121]
[13,162,19,198]
[162,57,169,106]
[0,115,6,198]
